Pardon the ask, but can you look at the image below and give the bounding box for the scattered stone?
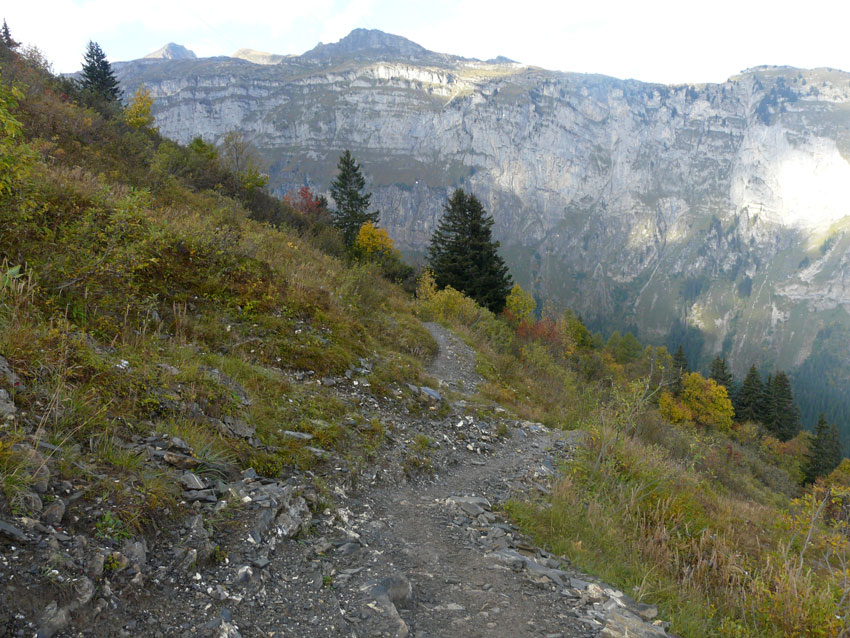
[373,574,412,607]
[0,388,16,417]
[88,553,105,579]
[185,489,217,503]
[235,565,255,585]
[163,451,199,470]
[0,355,23,390]
[37,602,70,638]
[419,386,441,402]
[282,430,313,441]
[70,577,95,610]
[121,539,147,566]
[600,608,668,638]
[204,367,252,406]
[0,519,27,543]
[180,472,207,490]
[41,499,65,526]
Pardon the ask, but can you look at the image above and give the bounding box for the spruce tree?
[428,188,512,312]
[765,372,800,441]
[826,423,843,475]
[806,414,843,482]
[1,20,18,49]
[708,356,734,393]
[329,150,379,246]
[79,41,121,103]
[671,345,689,395]
[736,365,764,423]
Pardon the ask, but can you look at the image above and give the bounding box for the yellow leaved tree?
[355,222,398,258]
[505,283,536,323]
[124,85,155,130]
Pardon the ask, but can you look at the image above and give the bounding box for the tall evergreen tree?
[79,41,121,103]
[805,414,843,482]
[1,20,18,49]
[329,150,379,246]
[428,188,512,312]
[765,371,801,441]
[671,345,689,395]
[736,365,764,423]
[708,356,734,393]
[826,423,843,475]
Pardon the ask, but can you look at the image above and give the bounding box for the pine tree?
[1,20,18,50]
[428,188,512,312]
[329,150,379,246]
[760,373,775,428]
[79,41,121,103]
[671,345,689,395]
[765,372,800,441]
[826,423,843,474]
[736,365,764,423]
[708,356,734,393]
[806,414,843,482]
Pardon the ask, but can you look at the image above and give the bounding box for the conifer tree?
[671,345,689,395]
[79,41,121,103]
[708,356,734,394]
[760,373,775,427]
[736,365,764,423]
[428,188,512,312]
[764,372,800,441]
[826,423,843,474]
[1,20,18,50]
[805,414,843,482]
[329,150,379,246]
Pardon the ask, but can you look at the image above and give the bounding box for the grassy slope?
[1,47,849,638]
[0,50,436,532]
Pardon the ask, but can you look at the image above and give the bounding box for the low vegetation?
[2,33,849,638]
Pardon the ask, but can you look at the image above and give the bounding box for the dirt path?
[320,324,600,637]
[423,322,482,394]
[3,324,664,638]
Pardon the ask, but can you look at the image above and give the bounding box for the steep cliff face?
[115,30,850,382]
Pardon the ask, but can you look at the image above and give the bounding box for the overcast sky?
[7,0,850,84]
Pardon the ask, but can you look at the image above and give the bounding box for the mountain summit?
[300,28,433,63]
[144,43,196,60]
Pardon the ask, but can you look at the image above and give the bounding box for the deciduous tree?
[124,85,155,129]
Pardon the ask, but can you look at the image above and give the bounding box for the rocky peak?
[144,43,196,60]
[300,28,432,63]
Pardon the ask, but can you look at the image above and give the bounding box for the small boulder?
[41,499,66,526]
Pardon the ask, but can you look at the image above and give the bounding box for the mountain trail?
[0,325,665,638]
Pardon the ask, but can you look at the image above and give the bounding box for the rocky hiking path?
[0,326,670,638]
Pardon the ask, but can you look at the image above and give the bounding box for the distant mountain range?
[115,28,850,432]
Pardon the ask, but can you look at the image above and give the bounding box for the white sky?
[7,0,850,84]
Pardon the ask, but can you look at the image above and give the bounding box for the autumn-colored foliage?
[284,185,330,220]
[505,283,536,323]
[659,372,734,432]
[355,221,398,258]
[124,85,154,130]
